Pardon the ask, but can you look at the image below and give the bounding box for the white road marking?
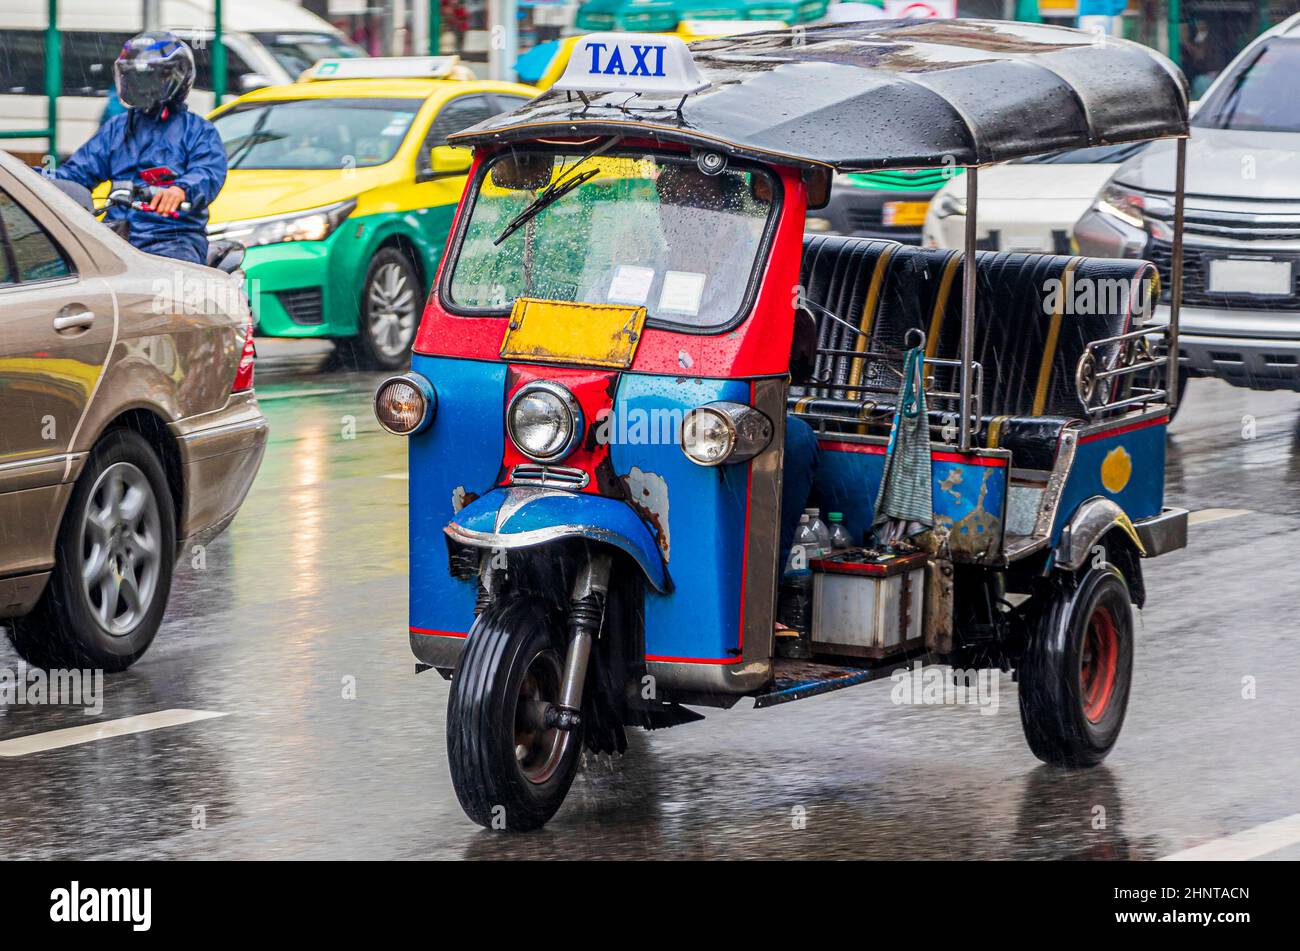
[1159,813,1300,861]
[1188,508,1253,526]
[0,709,227,758]
[381,472,409,480]
[257,388,349,401]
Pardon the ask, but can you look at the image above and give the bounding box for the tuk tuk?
[374,20,1192,831]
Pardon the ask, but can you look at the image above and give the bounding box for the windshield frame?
[214,97,424,171]
[1192,37,1300,133]
[438,145,784,336]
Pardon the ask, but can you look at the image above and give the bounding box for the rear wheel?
[1018,565,1134,767]
[447,598,582,831]
[353,248,420,370]
[8,430,176,671]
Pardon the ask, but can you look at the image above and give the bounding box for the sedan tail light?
[232,314,256,393]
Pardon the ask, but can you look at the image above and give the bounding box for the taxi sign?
[553,33,708,98]
[305,56,461,81]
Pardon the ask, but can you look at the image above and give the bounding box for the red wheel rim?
[1080,604,1120,723]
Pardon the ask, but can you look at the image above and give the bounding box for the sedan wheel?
[81,461,163,636]
[8,430,176,672]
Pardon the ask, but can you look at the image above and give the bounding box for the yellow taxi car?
[206,57,537,368]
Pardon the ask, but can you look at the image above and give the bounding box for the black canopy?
[451,19,1189,170]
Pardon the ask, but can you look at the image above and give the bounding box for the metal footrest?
[752,658,892,708]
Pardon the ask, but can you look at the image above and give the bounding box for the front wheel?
[1018,565,1134,768]
[447,598,582,831]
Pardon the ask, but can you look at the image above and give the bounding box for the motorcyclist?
[55,32,226,266]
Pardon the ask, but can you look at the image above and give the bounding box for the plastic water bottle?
[805,508,832,557]
[828,512,854,551]
[778,515,817,659]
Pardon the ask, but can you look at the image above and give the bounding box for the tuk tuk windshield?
[447,149,777,330]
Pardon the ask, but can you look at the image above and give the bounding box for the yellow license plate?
[883,201,930,227]
[500,297,647,369]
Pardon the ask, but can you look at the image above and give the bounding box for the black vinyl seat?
[792,235,1158,469]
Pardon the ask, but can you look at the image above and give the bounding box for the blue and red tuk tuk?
[375,20,1192,830]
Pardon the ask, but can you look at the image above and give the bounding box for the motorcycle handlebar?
[101,183,193,218]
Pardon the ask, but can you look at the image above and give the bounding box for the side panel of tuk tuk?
[1051,414,1169,541]
[609,376,755,661]
[813,439,1009,561]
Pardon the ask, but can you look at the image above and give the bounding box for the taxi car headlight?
[507,382,583,463]
[374,373,436,435]
[681,402,773,467]
[209,198,357,248]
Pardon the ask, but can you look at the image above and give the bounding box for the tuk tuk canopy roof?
[451,19,1189,170]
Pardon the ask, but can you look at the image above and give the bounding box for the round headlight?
[682,407,735,466]
[681,402,773,467]
[507,382,582,463]
[374,373,435,435]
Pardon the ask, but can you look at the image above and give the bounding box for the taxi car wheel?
[1018,565,1134,768]
[447,597,582,831]
[350,248,420,371]
[8,430,176,672]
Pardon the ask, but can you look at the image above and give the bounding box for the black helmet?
[114,32,195,115]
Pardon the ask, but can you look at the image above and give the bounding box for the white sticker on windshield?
[658,271,706,316]
[607,265,655,305]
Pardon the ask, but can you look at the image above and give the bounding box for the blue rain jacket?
[55,105,227,265]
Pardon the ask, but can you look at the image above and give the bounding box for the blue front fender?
[444,487,670,592]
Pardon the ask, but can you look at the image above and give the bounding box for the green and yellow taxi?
[207,57,537,369]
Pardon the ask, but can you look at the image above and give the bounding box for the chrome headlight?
[681,402,773,467]
[209,198,356,248]
[374,373,436,435]
[507,382,583,463]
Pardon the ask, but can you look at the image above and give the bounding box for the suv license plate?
[1207,257,1292,296]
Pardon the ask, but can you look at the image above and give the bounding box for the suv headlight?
[209,198,357,248]
[933,192,967,219]
[681,402,773,467]
[508,382,583,463]
[1093,183,1172,230]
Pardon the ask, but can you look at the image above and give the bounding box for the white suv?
[1074,13,1300,396]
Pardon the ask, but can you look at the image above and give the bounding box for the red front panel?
[414,153,807,380]
[499,365,621,495]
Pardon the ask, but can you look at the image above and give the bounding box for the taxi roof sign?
[305,56,461,81]
[553,33,707,98]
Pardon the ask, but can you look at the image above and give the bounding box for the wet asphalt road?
[2,369,1298,860]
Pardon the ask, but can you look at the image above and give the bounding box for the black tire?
[447,598,582,831]
[341,247,421,370]
[1018,564,1134,768]
[8,430,176,672]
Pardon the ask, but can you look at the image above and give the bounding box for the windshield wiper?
[492,138,621,246]
[493,168,599,246]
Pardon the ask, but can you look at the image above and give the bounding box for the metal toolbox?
[810,550,927,660]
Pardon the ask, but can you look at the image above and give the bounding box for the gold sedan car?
[0,151,267,671]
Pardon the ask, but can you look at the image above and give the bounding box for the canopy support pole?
[958,166,978,452]
[1168,137,1186,413]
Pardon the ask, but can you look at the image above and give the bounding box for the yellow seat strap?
[1032,257,1081,417]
